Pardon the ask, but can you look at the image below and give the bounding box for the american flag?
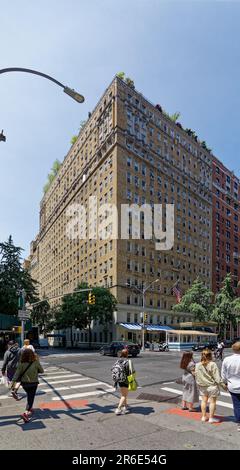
[172,282,181,303]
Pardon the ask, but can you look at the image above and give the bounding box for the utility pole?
[18,289,26,347]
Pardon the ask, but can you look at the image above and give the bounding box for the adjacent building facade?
[212,157,240,339]
[27,76,217,346]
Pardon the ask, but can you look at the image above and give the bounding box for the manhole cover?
[137,392,181,404]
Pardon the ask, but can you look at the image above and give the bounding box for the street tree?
[172,277,213,321]
[0,236,38,315]
[211,274,240,337]
[31,299,51,334]
[56,283,117,348]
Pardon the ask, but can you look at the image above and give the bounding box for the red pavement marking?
[164,407,223,425]
[39,399,88,410]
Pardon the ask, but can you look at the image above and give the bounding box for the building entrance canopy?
[119,323,173,331]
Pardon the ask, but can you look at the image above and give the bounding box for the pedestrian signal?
[88,292,96,305]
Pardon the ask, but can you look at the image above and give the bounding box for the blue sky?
[1,0,240,254]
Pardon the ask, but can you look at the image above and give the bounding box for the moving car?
[99,341,140,357]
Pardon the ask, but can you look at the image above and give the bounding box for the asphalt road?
[37,348,228,389]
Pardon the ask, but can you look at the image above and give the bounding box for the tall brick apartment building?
[27,76,213,345]
[212,157,240,339]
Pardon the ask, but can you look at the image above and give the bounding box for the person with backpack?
[11,348,44,423]
[111,349,135,415]
[1,341,21,397]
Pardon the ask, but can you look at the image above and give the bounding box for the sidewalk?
[0,387,240,450]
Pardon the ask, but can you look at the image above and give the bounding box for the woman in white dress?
[180,351,199,411]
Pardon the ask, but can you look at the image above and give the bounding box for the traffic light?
[144,313,148,322]
[88,292,96,305]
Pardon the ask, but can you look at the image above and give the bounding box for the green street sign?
[18,295,24,309]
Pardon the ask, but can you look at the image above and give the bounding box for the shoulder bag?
[11,362,34,390]
[127,360,138,392]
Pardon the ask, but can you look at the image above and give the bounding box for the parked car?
[223,339,234,348]
[99,341,140,357]
[192,341,217,351]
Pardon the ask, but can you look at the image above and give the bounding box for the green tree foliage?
[116,72,135,88]
[116,72,125,80]
[43,159,62,194]
[173,277,213,321]
[31,299,50,334]
[71,135,78,145]
[55,283,117,347]
[211,274,240,336]
[201,141,212,153]
[163,110,181,123]
[0,236,38,315]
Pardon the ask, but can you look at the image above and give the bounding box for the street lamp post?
[0,67,85,141]
[126,279,159,352]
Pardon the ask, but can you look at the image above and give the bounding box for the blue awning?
[146,325,173,331]
[119,323,173,331]
[119,323,141,330]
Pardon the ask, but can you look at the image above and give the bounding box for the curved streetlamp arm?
[0,67,64,87]
[143,279,160,293]
[0,67,84,103]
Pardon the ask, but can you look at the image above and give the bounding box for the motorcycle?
[159,342,169,352]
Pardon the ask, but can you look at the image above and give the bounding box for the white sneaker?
[201,416,208,422]
[209,417,220,423]
[122,406,130,414]
[237,424,240,432]
[115,408,122,415]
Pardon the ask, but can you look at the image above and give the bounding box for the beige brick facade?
[27,76,213,343]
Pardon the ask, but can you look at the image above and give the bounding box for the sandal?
[21,413,30,423]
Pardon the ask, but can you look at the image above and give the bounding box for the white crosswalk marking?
[0,365,114,403]
[40,374,80,380]
[52,389,114,400]
[39,377,85,385]
[161,386,234,410]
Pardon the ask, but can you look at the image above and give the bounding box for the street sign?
[18,310,31,319]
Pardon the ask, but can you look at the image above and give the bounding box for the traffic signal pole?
[19,289,26,347]
[142,292,145,352]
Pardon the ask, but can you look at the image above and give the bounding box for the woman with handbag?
[195,349,227,423]
[180,351,199,411]
[11,348,44,423]
[112,349,135,416]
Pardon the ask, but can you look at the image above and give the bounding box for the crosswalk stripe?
[41,381,108,393]
[40,374,80,380]
[52,389,115,400]
[39,377,84,386]
[161,387,234,410]
[0,367,114,402]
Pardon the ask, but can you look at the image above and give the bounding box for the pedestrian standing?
[1,341,21,398]
[11,349,44,423]
[195,349,227,423]
[180,351,199,411]
[111,349,134,415]
[221,341,240,432]
[21,339,35,352]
